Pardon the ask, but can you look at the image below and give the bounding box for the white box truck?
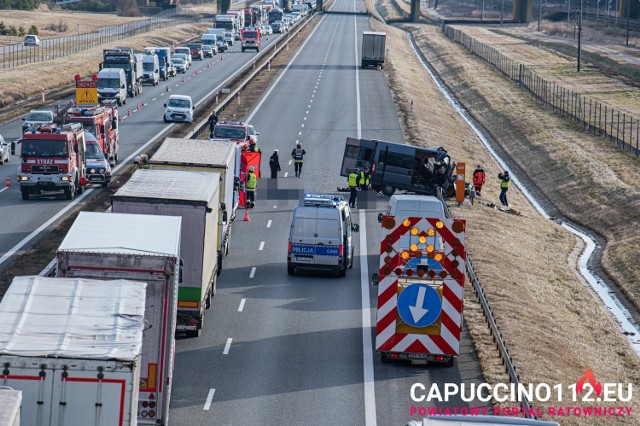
[56,211,182,425]
[361,31,386,69]
[149,138,240,275]
[111,169,220,338]
[0,388,21,426]
[0,276,146,426]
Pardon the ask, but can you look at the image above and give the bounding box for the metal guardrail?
[437,189,534,418]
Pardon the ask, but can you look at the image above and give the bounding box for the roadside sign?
[75,80,98,105]
[221,88,230,94]
[456,162,466,203]
[397,283,441,328]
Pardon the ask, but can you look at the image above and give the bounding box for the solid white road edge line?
[223,338,233,355]
[355,1,375,424]
[238,298,246,312]
[249,267,256,278]
[204,388,216,410]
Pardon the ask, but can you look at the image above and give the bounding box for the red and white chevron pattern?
[375,216,466,355]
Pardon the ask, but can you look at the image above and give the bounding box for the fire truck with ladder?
[62,100,120,165]
[16,122,87,200]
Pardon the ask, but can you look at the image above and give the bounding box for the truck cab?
[213,120,253,144]
[287,194,359,276]
[241,28,261,52]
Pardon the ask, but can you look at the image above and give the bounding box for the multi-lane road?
[0,1,486,423]
[0,28,287,267]
[169,0,485,423]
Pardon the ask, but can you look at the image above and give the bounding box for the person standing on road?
[498,171,510,207]
[472,164,486,196]
[348,169,359,208]
[291,143,306,177]
[245,166,257,208]
[208,112,218,138]
[269,149,281,179]
[358,167,370,191]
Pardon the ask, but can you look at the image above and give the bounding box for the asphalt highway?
[0,27,292,267]
[169,0,486,424]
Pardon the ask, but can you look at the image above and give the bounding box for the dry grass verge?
[368,14,640,424]
[0,5,144,46]
[0,23,209,110]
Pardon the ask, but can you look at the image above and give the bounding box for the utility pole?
[577,0,583,72]
[501,0,505,24]
[538,0,542,31]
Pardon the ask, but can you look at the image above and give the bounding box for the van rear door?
[341,137,376,177]
[313,210,342,267]
[375,143,417,189]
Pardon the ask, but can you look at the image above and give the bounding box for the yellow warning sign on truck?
[75,80,98,105]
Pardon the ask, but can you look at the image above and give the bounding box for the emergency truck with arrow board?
[371,196,466,365]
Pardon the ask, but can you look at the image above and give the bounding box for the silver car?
[171,58,187,73]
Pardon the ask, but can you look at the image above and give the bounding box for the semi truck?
[340,137,457,197]
[56,211,182,425]
[0,275,146,426]
[15,122,87,200]
[111,169,220,338]
[102,48,143,97]
[149,138,240,275]
[361,31,386,69]
[371,196,466,365]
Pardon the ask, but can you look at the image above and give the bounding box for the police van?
[288,194,359,276]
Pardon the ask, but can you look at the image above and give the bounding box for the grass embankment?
[369,4,640,423]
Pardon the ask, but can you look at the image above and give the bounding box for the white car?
[173,47,192,66]
[171,57,187,73]
[164,95,194,123]
[24,35,40,47]
[0,135,9,163]
[173,53,190,69]
[22,109,54,134]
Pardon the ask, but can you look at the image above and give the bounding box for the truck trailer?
[0,276,146,426]
[149,138,240,276]
[0,388,21,426]
[56,211,182,425]
[361,31,386,69]
[111,169,220,338]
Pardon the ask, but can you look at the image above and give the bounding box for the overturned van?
[288,194,359,277]
[340,137,456,197]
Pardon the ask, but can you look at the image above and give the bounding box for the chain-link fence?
[0,8,213,69]
[443,25,640,156]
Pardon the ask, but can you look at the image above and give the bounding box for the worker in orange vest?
[472,164,486,197]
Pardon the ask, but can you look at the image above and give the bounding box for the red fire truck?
[18,122,87,200]
[65,102,120,165]
[241,27,261,52]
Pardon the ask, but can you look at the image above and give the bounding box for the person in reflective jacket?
[348,169,359,208]
[498,171,510,207]
[472,164,486,196]
[245,166,257,208]
[291,143,306,177]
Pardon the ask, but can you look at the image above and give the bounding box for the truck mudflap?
[374,216,467,362]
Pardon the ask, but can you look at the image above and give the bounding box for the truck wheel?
[21,188,30,200]
[381,185,396,196]
[338,264,346,277]
[445,356,455,367]
[205,291,212,309]
[216,252,223,277]
[380,352,391,363]
[186,328,201,338]
[64,187,74,200]
[287,266,295,275]
[76,179,83,194]
[117,98,122,106]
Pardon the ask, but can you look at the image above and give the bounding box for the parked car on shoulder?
[0,134,10,163]
[164,95,194,123]
[171,57,187,73]
[22,109,54,134]
[24,35,40,46]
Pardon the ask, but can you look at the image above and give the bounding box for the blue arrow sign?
[397,284,442,328]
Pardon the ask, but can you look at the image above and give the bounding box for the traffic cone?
[127,109,132,116]
[195,69,199,76]
[141,100,145,107]
[182,76,185,83]
[243,209,250,221]
[165,84,169,92]
[207,62,211,68]
[136,103,140,111]
[5,175,10,188]
[221,55,224,61]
